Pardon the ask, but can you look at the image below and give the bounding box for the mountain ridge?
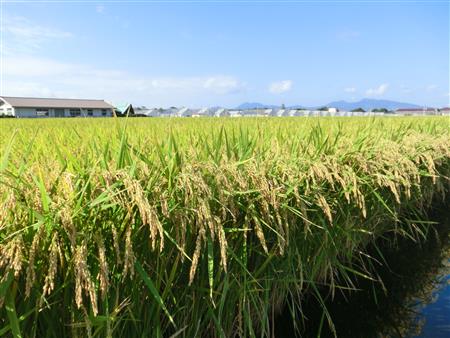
[236,99,424,111]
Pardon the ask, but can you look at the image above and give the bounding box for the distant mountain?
[236,102,279,109]
[236,99,422,111]
[323,99,421,111]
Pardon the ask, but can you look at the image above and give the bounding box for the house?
[0,96,114,118]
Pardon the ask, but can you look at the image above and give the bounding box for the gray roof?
[0,96,114,109]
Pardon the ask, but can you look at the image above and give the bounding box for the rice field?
[0,117,449,337]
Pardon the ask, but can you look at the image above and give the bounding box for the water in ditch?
[276,206,450,337]
[407,232,450,338]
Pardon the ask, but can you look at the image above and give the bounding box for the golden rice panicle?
[0,236,24,278]
[95,233,109,298]
[25,225,45,298]
[189,225,206,285]
[74,243,98,316]
[43,234,60,296]
[123,225,136,279]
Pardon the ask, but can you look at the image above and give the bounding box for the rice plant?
[0,116,449,337]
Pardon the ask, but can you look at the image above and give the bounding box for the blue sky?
[1,1,449,107]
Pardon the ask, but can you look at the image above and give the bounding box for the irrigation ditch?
[275,199,450,337]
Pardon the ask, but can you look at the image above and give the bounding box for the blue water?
[410,254,450,338]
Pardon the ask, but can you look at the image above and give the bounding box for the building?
[328,107,338,114]
[287,109,298,117]
[114,103,134,116]
[192,107,211,117]
[396,108,438,115]
[276,109,286,117]
[240,108,271,117]
[439,107,450,115]
[0,96,114,118]
[228,110,242,117]
[176,107,191,117]
[134,106,159,117]
[214,108,228,117]
[159,107,179,117]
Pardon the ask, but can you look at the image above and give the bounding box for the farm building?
[114,103,134,116]
[176,107,192,117]
[287,109,298,117]
[134,106,160,117]
[192,108,211,117]
[396,108,438,115]
[240,108,271,117]
[276,109,286,117]
[328,107,338,114]
[0,96,114,118]
[228,110,243,117]
[214,108,229,117]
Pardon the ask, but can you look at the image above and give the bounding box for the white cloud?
[2,15,72,53]
[269,80,293,94]
[0,15,246,106]
[3,56,245,105]
[366,83,389,96]
[344,87,356,93]
[96,5,105,13]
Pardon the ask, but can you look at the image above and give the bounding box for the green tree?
[372,108,388,113]
[351,107,366,112]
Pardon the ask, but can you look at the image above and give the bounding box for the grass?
[0,116,449,337]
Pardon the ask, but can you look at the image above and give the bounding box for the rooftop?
[0,96,114,109]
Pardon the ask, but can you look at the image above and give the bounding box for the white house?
[0,96,114,118]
